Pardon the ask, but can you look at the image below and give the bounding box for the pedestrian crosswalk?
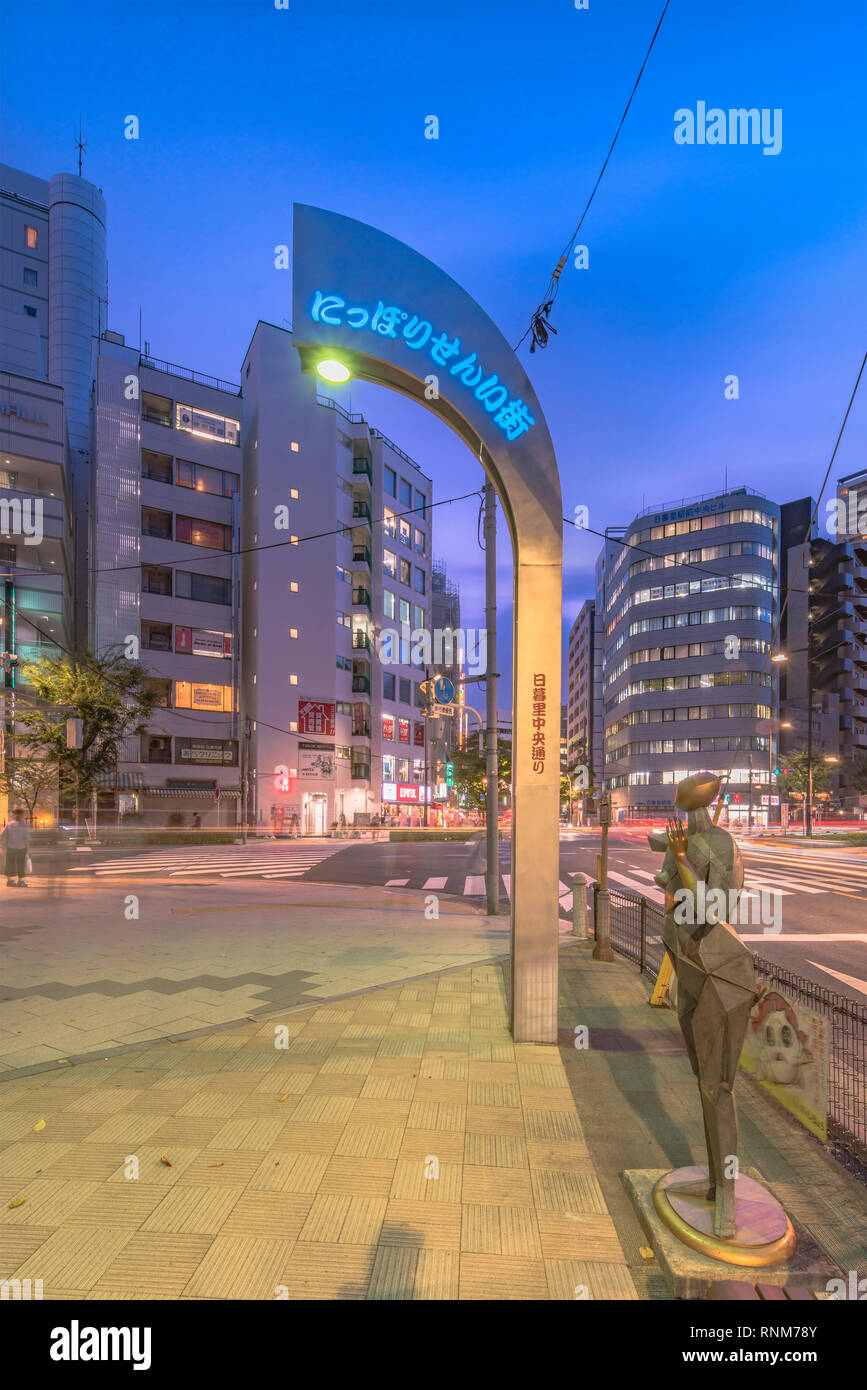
[69,841,346,880]
[596,855,867,905]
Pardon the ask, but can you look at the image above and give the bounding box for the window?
[413,567,426,595]
[400,558,411,586]
[23,306,36,317]
[176,458,238,496]
[289,628,298,639]
[142,621,172,652]
[383,755,396,781]
[142,564,172,596]
[337,654,352,671]
[413,528,426,555]
[175,516,233,551]
[142,392,172,427]
[398,758,410,782]
[398,718,410,743]
[23,268,37,286]
[383,548,396,577]
[175,570,231,605]
[413,605,425,630]
[383,589,395,619]
[382,714,395,741]
[384,466,396,497]
[399,598,410,626]
[336,564,351,585]
[289,674,299,686]
[337,610,351,628]
[290,581,299,593]
[383,672,395,700]
[415,490,427,519]
[399,517,411,546]
[143,678,171,707]
[175,627,231,658]
[142,507,172,539]
[25,225,38,248]
[176,403,240,445]
[174,681,234,712]
[144,736,171,763]
[399,478,412,506]
[290,487,299,498]
[291,442,300,452]
[399,677,411,704]
[383,507,397,538]
[142,450,173,484]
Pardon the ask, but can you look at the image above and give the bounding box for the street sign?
[422,703,456,716]
[433,676,455,705]
[598,799,611,825]
[445,762,454,786]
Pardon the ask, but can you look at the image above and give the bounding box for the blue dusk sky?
[2,0,865,704]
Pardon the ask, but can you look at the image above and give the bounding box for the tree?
[451,740,511,811]
[849,750,867,795]
[0,747,57,823]
[776,748,831,801]
[15,648,158,819]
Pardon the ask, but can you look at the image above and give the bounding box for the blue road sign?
[433,676,455,705]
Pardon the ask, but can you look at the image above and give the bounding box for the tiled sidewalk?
[0,952,636,1301]
[1,938,864,1300]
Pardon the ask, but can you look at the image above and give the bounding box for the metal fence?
[591,883,867,1184]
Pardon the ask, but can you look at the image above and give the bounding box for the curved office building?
[597,488,780,826]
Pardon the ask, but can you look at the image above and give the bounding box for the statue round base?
[652,1166,796,1267]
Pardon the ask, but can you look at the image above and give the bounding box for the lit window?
[290,488,299,499]
[290,721,298,732]
[25,225,37,248]
[291,442,300,452]
[289,674,299,685]
[290,628,298,638]
[176,403,240,445]
[291,535,299,545]
[290,581,299,592]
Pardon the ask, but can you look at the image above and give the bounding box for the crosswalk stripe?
[745,876,824,895]
[386,878,409,887]
[608,870,664,903]
[502,875,511,898]
[423,877,448,890]
[464,875,486,895]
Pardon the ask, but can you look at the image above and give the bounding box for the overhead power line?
[516,0,672,354]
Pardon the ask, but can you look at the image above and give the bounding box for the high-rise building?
[835,470,867,808]
[596,488,780,824]
[2,162,438,830]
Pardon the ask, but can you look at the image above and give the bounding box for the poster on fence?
[740,982,829,1142]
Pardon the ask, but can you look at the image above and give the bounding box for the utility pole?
[483,480,499,916]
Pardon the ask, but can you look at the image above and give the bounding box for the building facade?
[596,488,780,824]
[565,599,597,819]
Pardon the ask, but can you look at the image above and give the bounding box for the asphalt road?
[300,829,867,1007]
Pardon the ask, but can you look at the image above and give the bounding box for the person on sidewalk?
[2,807,32,887]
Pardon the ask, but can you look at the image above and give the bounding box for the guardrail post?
[572,873,587,938]
[639,897,646,975]
[592,882,599,941]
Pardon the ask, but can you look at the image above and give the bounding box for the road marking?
[743,876,821,895]
[386,878,409,887]
[831,891,867,900]
[805,960,867,997]
[464,875,486,895]
[502,875,511,898]
[607,871,665,903]
[423,876,448,890]
[739,933,867,943]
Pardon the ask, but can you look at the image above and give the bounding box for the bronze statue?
[648,772,759,1239]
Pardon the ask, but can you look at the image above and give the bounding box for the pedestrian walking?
[2,807,32,887]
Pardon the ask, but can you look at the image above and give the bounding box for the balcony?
[352,586,371,611]
[352,630,371,652]
[352,722,371,739]
[353,545,371,568]
[352,500,371,522]
[351,763,371,782]
[353,454,372,482]
[352,675,371,694]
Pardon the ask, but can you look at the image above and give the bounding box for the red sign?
[382,715,395,741]
[413,721,425,747]
[398,718,410,744]
[298,699,335,736]
[175,627,192,652]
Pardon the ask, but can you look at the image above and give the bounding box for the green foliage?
[15,647,158,813]
[776,747,832,799]
[450,740,511,811]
